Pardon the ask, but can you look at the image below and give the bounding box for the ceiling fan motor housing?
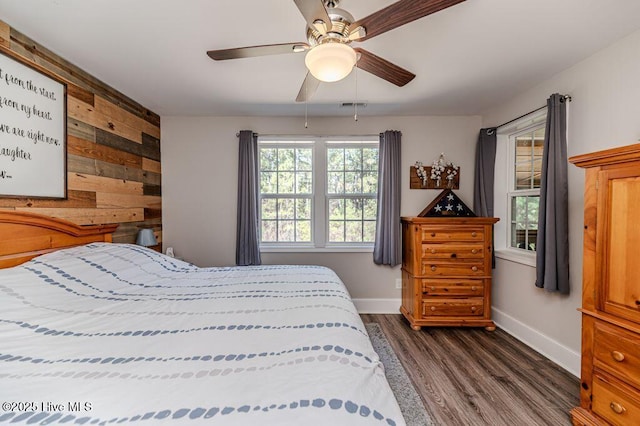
[307,6,356,46]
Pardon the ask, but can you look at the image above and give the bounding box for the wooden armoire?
[570,143,640,425]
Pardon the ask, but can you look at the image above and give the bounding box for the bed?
[0,212,404,425]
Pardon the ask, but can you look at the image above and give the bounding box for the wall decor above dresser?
[570,143,640,426]
[411,153,460,189]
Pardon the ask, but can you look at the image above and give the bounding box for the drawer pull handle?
[431,249,437,254]
[471,307,477,312]
[431,266,437,271]
[430,306,436,311]
[609,402,626,415]
[431,232,436,237]
[471,286,477,291]
[611,351,625,362]
[431,286,436,291]
[471,266,478,272]
[471,249,478,254]
[471,232,477,237]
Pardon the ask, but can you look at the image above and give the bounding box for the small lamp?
[136,228,157,247]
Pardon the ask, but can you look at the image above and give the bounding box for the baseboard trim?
[493,307,581,377]
[353,298,401,314]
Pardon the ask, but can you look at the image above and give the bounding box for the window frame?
[494,110,547,266]
[257,140,315,248]
[324,141,379,248]
[507,126,543,253]
[258,135,379,253]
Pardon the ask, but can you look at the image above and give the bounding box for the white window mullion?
[314,140,326,248]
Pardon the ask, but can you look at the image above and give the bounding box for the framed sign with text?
[0,50,66,198]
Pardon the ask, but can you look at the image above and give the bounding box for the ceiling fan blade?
[349,0,466,41]
[207,42,309,60]
[293,0,331,35]
[296,72,321,102]
[354,48,415,87]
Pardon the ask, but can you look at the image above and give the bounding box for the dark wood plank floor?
[361,314,579,426]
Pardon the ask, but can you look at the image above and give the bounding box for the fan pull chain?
[354,62,359,122]
[304,84,308,129]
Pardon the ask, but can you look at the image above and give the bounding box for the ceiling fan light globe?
[305,43,356,83]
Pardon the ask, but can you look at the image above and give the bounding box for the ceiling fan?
[207,0,466,102]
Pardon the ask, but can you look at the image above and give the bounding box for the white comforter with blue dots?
[0,243,404,425]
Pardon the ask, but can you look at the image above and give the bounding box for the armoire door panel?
[598,168,640,325]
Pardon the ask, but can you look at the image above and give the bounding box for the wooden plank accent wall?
[0,21,162,245]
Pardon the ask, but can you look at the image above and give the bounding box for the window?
[494,109,546,266]
[259,144,313,243]
[509,127,544,252]
[258,137,379,251]
[327,144,378,243]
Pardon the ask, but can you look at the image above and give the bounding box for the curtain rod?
[235,132,379,138]
[489,94,572,133]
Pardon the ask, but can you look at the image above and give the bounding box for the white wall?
[161,115,481,306]
[480,28,640,376]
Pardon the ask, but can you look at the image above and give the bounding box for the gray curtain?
[473,128,497,267]
[535,94,569,293]
[374,130,402,266]
[235,130,261,266]
[473,128,497,217]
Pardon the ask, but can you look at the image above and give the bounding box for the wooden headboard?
[0,211,118,268]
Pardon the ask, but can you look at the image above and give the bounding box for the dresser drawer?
[593,321,640,390]
[421,279,484,296]
[422,243,485,260]
[420,227,485,242]
[592,374,640,426]
[421,262,485,276]
[422,298,484,317]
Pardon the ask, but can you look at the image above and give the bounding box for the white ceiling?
[2,0,640,117]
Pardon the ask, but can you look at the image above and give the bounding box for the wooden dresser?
[401,217,499,331]
[570,143,640,426]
